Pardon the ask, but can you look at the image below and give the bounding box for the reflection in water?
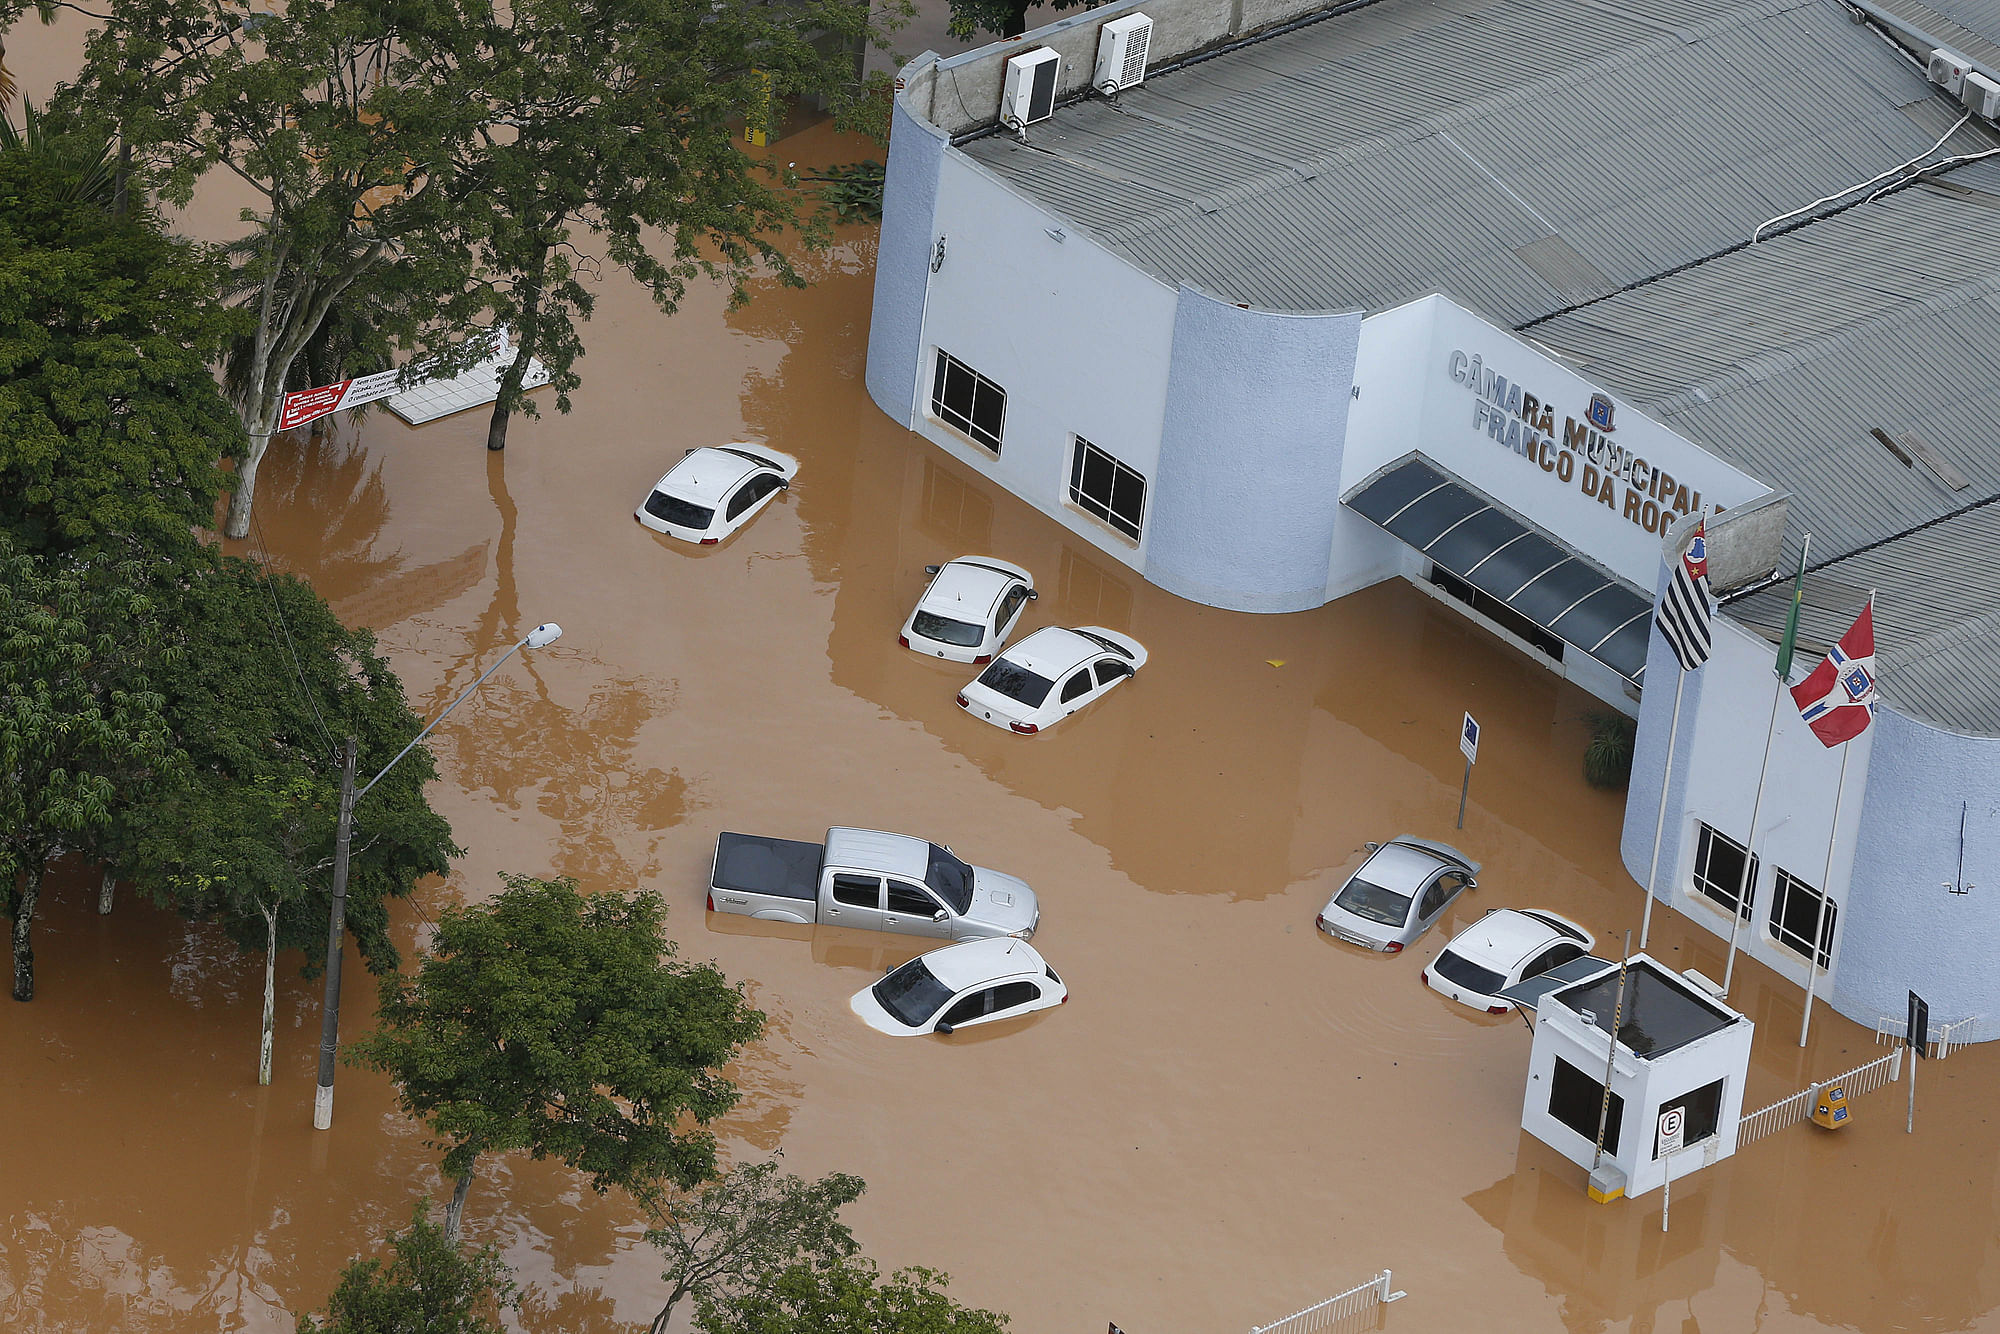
[1,64,1996,1333]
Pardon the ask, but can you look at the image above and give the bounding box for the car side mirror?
[935,1021,955,1035]
[1465,878,1478,889]
[1365,842,1381,852]
[924,564,941,576]
[931,909,949,922]
[1027,588,1039,600]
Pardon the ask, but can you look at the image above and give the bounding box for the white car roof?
[657,447,763,507]
[1357,841,1452,895]
[920,560,1018,617]
[998,626,1101,678]
[918,938,1048,991]
[824,827,929,880]
[1445,909,1581,971]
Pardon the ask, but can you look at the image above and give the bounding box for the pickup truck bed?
[712,832,823,901]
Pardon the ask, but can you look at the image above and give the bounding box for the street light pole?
[312,624,562,1130]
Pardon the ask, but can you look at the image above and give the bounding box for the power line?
[246,503,341,759]
[1719,489,2000,607]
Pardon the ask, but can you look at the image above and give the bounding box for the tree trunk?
[485,247,548,452]
[97,867,115,915]
[258,900,278,1086]
[444,1170,475,1244]
[224,421,275,539]
[11,861,44,1002]
[651,1281,696,1334]
[1003,0,1033,37]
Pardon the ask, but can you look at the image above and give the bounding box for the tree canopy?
[0,130,243,553]
[295,1203,516,1334]
[351,876,766,1239]
[694,1261,1012,1334]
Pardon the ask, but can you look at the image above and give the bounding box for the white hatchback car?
[635,444,798,545]
[955,626,1147,735]
[899,557,1037,664]
[1423,908,1596,1014]
[851,938,1067,1036]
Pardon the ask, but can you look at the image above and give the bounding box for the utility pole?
[314,737,358,1132]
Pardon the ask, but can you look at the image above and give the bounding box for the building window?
[1549,1057,1622,1155]
[1691,823,1757,921]
[931,350,1005,453]
[1068,436,1146,540]
[1770,870,1837,967]
[1654,1078,1724,1158]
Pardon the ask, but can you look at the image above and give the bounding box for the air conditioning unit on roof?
[1929,47,1970,94]
[1964,70,2000,121]
[1001,48,1062,129]
[1095,13,1154,94]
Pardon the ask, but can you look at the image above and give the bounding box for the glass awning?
[1343,455,1654,684]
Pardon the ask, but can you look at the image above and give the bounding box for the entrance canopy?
[1344,455,1653,684]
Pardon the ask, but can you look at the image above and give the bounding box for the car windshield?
[912,610,985,647]
[644,491,715,530]
[1334,878,1412,927]
[872,959,955,1027]
[976,658,1054,707]
[1433,949,1508,995]
[925,844,975,914]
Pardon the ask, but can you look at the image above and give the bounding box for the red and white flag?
[1790,599,1877,747]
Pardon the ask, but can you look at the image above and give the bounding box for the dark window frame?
[1654,1078,1725,1158]
[1060,670,1094,704]
[1770,869,1837,967]
[1549,1057,1623,1154]
[1068,436,1146,541]
[830,874,881,909]
[885,880,942,919]
[931,350,1006,454]
[1692,823,1758,921]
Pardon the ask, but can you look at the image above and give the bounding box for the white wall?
[1666,616,1872,992]
[913,154,1179,570]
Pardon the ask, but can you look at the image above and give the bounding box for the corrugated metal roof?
[960,0,1993,323]
[1533,159,2000,734]
[1928,0,2000,36]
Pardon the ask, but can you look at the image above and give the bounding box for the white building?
[866,0,2000,1037]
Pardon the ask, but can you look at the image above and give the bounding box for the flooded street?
[7,28,2000,1332]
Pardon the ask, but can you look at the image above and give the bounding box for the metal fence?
[1248,1271,1406,1334]
[1876,1013,1980,1060]
[1738,1047,1902,1146]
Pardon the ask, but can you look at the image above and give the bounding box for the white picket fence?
[1737,1047,1902,1146]
[1248,1271,1405,1334]
[1876,1013,1980,1060]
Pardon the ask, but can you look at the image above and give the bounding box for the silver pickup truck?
[707,827,1039,940]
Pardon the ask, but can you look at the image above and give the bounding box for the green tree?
[296,1201,516,1334]
[121,555,457,1081]
[694,1261,1011,1334]
[946,0,1085,40]
[644,1158,865,1334]
[351,876,767,1242]
[0,539,178,1001]
[0,130,243,554]
[60,0,482,538]
[401,0,896,453]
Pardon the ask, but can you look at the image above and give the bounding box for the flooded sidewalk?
[2,31,1997,1327]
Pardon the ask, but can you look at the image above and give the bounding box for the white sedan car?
[956,626,1146,735]
[1422,908,1596,1014]
[899,557,1037,664]
[635,444,798,545]
[851,938,1067,1036]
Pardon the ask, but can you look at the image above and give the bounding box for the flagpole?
[1639,671,1686,952]
[1798,739,1852,1047]
[1722,680,1782,996]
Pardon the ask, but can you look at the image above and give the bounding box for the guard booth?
[1506,955,1754,1200]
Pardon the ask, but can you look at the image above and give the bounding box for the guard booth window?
[931,350,1006,454]
[1692,823,1757,921]
[1653,1078,1724,1158]
[1549,1057,1622,1154]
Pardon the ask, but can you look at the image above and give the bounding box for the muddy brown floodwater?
[7,23,2000,1334]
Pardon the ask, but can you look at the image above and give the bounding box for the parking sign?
[1460,713,1480,764]
[1658,1106,1685,1156]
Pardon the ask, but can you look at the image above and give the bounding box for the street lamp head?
[525,623,563,649]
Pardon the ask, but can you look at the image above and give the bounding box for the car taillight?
[705,893,715,912]
[955,693,969,708]
[898,634,911,648]
[1316,914,1329,932]
[699,537,719,546]
[1060,993,1068,1003]
[974,654,992,664]
[1384,941,1403,954]
[1488,1005,1510,1015]
[1010,721,1039,734]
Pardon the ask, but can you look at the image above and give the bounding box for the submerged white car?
[1423,908,1595,1014]
[851,938,1067,1036]
[955,626,1147,735]
[635,444,798,545]
[899,557,1037,664]
[1315,837,1480,953]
